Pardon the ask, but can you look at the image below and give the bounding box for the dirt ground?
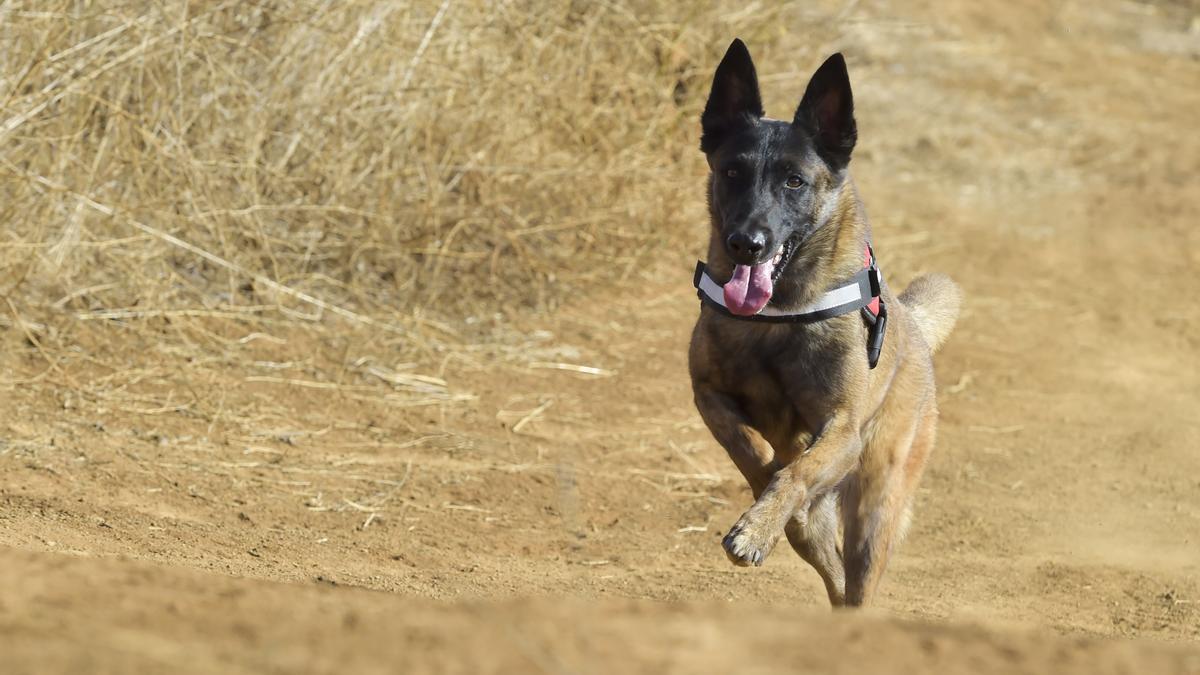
[2,0,1199,673]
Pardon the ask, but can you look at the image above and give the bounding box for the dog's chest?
[702,318,851,429]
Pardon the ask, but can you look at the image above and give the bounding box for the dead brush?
[0,1,820,451]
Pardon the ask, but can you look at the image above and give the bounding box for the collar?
[693,244,883,323]
[692,243,889,368]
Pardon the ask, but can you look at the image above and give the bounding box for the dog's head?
[700,39,857,315]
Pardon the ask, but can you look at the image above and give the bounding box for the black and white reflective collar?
[692,243,889,368]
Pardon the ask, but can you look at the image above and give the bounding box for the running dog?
[689,40,961,606]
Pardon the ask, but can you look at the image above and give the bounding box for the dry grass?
[0,0,837,488]
[1,0,825,329]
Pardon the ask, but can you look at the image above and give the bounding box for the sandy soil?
[2,0,1199,672]
[5,548,1199,675]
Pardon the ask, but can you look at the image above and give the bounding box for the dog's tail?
[898,274,962,353]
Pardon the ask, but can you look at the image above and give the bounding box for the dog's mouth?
[770,235,799,282]
[723,235,799,316]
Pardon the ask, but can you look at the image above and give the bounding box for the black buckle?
[867,266,882,297]
[866,298,887,369]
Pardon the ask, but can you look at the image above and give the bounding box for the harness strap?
[693,243,888,368]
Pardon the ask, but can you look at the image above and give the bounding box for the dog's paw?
[722,514,781,567]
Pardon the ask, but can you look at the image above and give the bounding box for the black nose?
[726,230,768,265]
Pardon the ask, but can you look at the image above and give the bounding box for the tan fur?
[899,273,962,352]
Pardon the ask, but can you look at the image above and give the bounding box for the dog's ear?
[794,53,856,170]
[700,39,764,154]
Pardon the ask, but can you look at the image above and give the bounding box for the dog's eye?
[784,175,805,190]
[725,168,739,179]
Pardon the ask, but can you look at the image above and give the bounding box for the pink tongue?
[723,261,775,316]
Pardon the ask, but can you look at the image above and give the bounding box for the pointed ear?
[793,53,856,169]
[700,39,764,154]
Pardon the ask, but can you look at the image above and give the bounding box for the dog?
[688,40,962,607]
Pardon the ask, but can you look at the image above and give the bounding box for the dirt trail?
[2,0,1199,671]
[5,547,1199,675]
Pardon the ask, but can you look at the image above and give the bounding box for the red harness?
[863,244,881,318]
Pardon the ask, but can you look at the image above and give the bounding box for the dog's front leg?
[722,414,862,567]
[693,387,775,499]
